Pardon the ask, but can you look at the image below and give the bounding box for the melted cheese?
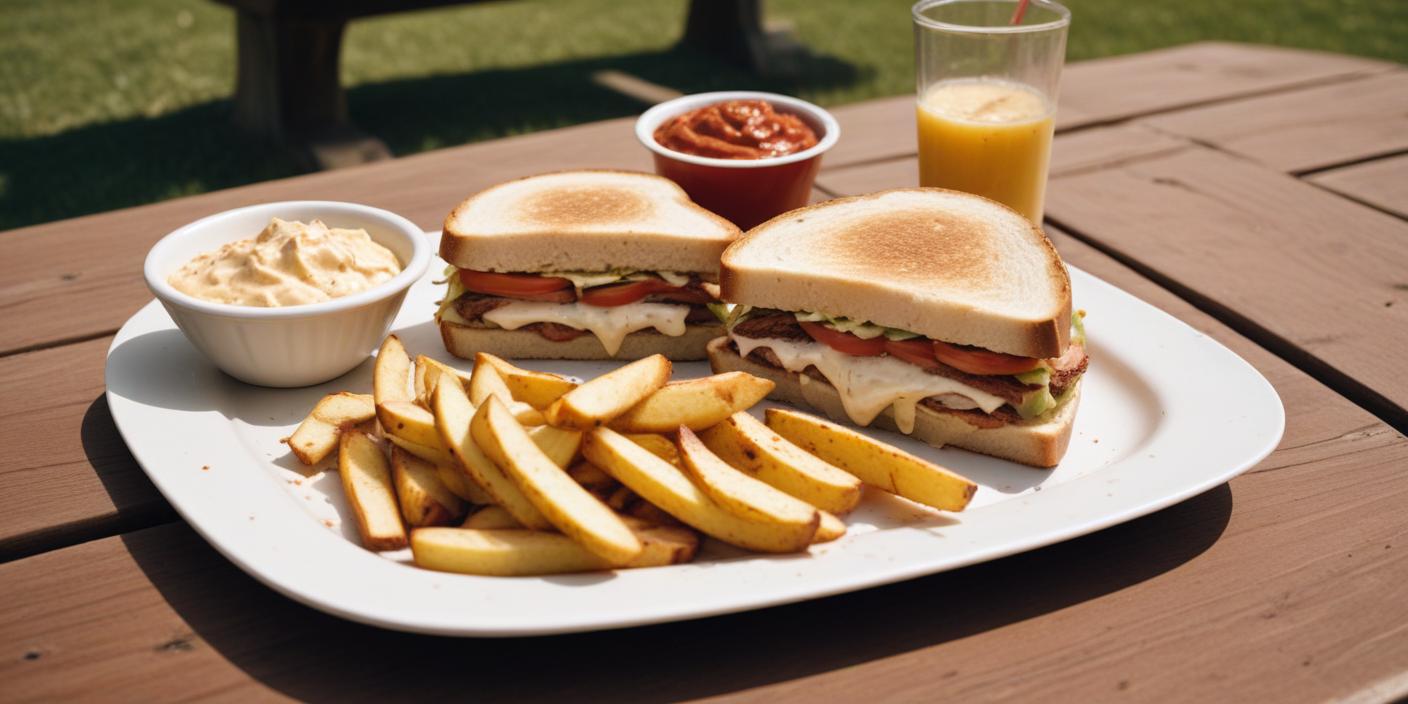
[731,335,1006,434]
[484,302,689,356]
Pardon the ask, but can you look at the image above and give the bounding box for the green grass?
[1,0,1404,229]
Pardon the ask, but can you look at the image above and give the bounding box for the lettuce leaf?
[793,311,919,341]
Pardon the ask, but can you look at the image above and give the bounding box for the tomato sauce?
[654,100,819,159]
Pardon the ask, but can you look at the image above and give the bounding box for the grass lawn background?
[2,0,1404,229]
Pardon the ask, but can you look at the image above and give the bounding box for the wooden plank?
[3,234,1406,703]
[1141,71,1408,173]
[0,336,172,562]
[820,95,914,169]
[1048,124,1190,177]
[1059,41,1395,129]
[815,124,1191,196]
[815,158,916,197]
[0,117,651,357]
[1308,153,1408,219]
[1046,146,1408,431]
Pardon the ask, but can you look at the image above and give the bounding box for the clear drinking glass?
[913,0,1070,222]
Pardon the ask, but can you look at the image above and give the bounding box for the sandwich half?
[709,188,1089,468]
[436,170,742,360]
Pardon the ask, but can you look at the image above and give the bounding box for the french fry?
[608,373,775,433]
[286,392,374,465]
[676,427,820,532]
[338,431,407,551]
[623,520,698,563]
[606,485,634,511]
[462,505,522,529]
[604,488,682,526]
[567,461,617,492]
[766,408,977,512]
[413,357,430,408]
[432,378,552,529]
[385,432,454,467]
[414,355,465,406]
[373,335,413,405]
[411,522,697,576]
[583,427,817,553]
[625,433,681,466]
[436,462,496,505]
[477,353,578,409]
[626,500,679,527]
[391,447,465,527]
[472,398,642,565]
[390,394,573,469]
[378,400,446,449]
[700,412,862,514]
[466,355,545,424]
[545,354,671,430]
[813,511,847,543]
[527,425,582,469]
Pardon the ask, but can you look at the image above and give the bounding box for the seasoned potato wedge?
[472,398,641,565]
[676,427,819,531]
[813,511,847,543]
[377,400,445,450]
[766,408,976,512]
[608,372,774,433]
[461,505,522,530]
[436,462,496,505]
[412,522,697,576]
[700,412,862,514]
[415,355,466,407]
[391,447,465,527]
[469,356,546,425]
[413,357,430,408]
[583,428,817,553]
[527,424,583,469]
[373,335,413,405]
[385,432,454,467]
[432,378,551,529]
[625,433,682,467]
[338,431,407,551]
[286,392,374,465]
[546,355,671,430]
[567,461,617,493]
[477,353,578,409]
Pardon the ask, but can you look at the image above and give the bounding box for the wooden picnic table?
[2,42,1407,702]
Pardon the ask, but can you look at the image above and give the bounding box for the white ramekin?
[143,201,431,387]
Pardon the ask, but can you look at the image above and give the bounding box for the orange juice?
[916,79,1055,222]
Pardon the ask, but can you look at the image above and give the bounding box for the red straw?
[1010,0,1030,24]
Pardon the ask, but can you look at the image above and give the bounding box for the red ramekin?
[635,91,841,230]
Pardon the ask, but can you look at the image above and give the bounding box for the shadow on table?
[0,395,185,563]
[0,45,862,231]
[120,483,1232,702]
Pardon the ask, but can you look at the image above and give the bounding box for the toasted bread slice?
[707,337,1078,468]
[440,320,723,361]
[721,188,1071,358]
[441,170,741,275]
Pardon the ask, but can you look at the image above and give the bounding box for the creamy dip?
[168,218,401,306]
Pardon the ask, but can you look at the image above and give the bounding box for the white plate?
[105,233,1283,636]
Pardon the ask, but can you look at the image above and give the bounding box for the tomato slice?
[931,340,1040,376]
[579,280,667,307]
[460,270,571,299]
[883,338,941,369]
[800,322,886,356]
